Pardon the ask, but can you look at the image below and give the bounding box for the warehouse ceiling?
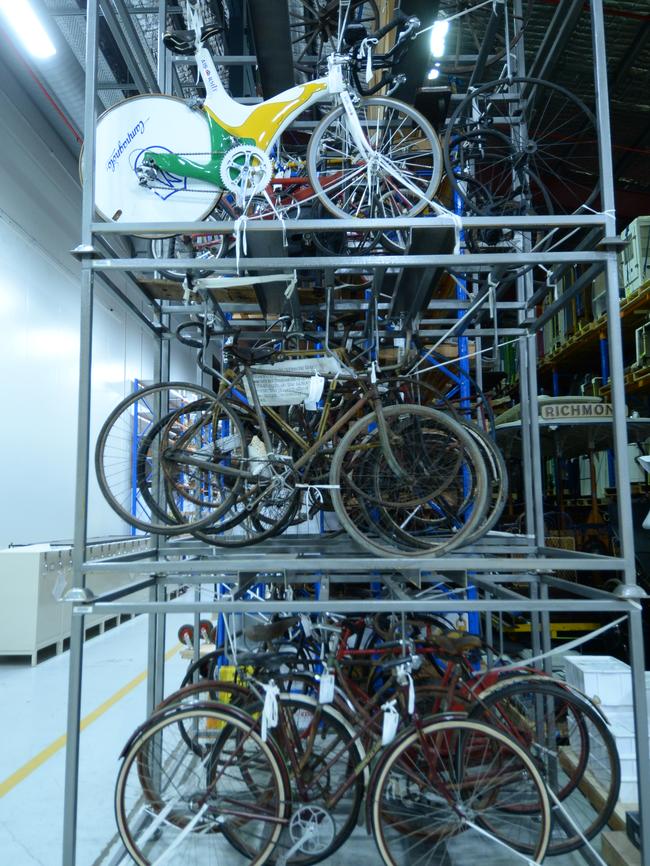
[0,0,648,226]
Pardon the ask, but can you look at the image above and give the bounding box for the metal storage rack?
[62,1,650,864]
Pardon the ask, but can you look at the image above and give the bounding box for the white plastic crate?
[564,655,634,706]
[619,758,640,803]
[621,216,650,295]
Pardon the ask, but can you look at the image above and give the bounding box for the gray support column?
[62,1,99,863]
[517,319,535,540]
[591,2,649,862]
[590,0,634,575]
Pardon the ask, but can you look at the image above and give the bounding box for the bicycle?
[95,358,491,556]
[91,2,443,229]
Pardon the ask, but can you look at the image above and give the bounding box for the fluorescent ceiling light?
[0,0,56,59]
[427,68,440,80]
[430,19,449,59]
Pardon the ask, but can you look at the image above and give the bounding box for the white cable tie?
[295,483,340,489]
[233,214,248,274]
[284,273,298,299]
[359,37,377,84]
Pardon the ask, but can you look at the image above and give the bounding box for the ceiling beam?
[527,0,584,83]
[612,20,650,92]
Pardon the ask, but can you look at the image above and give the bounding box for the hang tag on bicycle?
[304,374,325,411]
[382,701,399,746]
[299,613,313,638]
[261,681,280,742]
[318,671,335,705]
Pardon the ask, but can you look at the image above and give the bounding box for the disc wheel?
[308,97,443,220]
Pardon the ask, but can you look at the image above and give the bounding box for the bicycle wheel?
[330,405,489,557]
[289,0,379,74]
[190,428,302,547]
[461,422,508,544]
[115,703,290,866]
[263,695,366,866]
[469,676,621,854]
[444,77,599,218]
[95,383,247,534]
[307,97,443,220]
[370,718,551,866]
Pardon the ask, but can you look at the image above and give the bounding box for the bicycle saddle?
[244,616,300,643]
[431,631,482,656]
[163,24,223,55]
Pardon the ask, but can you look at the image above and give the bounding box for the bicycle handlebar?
[367,9,410,43]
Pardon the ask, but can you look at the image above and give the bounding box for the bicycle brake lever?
[386,74,406,96]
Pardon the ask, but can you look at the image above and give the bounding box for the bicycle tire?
[307,97,442,221]
[95,382,247,535]
[469,676,621,854]
[115,702,290,866]
[369,717,552,866]
[330,405,489,557]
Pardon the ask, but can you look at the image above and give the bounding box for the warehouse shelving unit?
[61,2,650,865]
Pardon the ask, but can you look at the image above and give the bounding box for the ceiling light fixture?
[430,19,449,59]
[427,68,440,80]
[0,0,56,59]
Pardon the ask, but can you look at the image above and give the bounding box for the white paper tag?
[295,708,313,732]
[299,613,313,637]
[245,357,341,407]
[382,701,399,746]
[261,681,280,741]
[304,374,325,411]
[219,432,242,453]
[248,435,269,476]
[318,672,335,704]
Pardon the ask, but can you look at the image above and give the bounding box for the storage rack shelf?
[61,1,650,865]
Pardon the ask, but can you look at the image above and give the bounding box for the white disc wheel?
[89,94,220,233]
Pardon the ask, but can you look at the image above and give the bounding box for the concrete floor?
[0,599,604,866]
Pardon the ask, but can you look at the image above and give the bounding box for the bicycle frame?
[145,4,374,191]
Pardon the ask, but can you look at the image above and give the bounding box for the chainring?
[219,144,273,198]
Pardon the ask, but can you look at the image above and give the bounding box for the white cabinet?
[0,538,151,664]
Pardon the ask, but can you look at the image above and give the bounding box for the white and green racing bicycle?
[91,0,443,229]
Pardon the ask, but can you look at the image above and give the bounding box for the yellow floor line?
[0,641,181,799]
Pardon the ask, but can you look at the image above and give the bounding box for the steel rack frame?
[61,1,650,864]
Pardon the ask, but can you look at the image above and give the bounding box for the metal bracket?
[70,244,102,260]
[597,236,629,250]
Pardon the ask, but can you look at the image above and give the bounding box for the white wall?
[0,76,195,547]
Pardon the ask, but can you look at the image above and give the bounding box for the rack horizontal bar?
[90,215,607,234]
[76,597,636,615]
[92,252,609,271]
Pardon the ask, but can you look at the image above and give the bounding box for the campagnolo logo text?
[107,120,145,172]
